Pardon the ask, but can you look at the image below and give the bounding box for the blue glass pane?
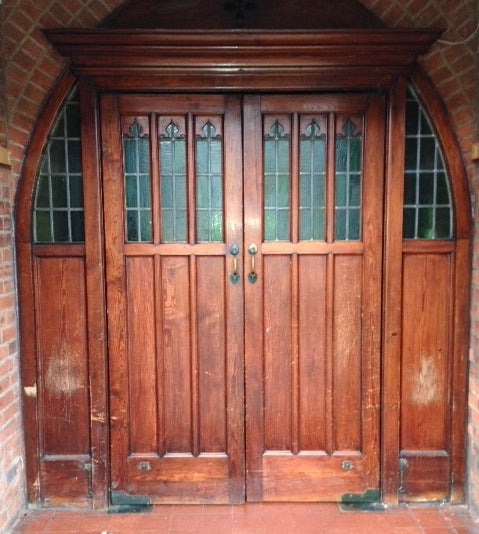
[49,140,66,173]
[211,175,222,209]
[69,175,83,208]
[71,211,84,242]
[53,211,69,242]
[67,140,82,173]
[139,175,150,208]
[51,175,67,207]
[138,138,150,174]
[419,138,435,169]
[335,209,347,240]
[124,139,137,174]
[336,174,347,207]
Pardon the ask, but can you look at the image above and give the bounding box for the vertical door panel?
[102,95,244,504]
[244,94,385,502]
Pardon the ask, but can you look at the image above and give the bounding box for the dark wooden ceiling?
[102,0,384,29]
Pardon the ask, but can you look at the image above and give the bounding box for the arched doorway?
[15,0,471,508]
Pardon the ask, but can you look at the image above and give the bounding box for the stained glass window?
[264,120,290,241]
[196,121,223,242]
[299,120,326,240]
[33,88,84,243]
[335,118,362,241]
[403,88,453,239]
[160,121,187,242]
[123,118,152,242]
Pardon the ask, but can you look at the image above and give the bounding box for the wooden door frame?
[15,29,471,508]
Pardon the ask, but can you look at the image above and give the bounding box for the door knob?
[248,243,258,283]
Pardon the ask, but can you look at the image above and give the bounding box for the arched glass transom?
[403,87,453,239]
[33,88,84,243]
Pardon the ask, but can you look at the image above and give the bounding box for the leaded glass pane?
[403,87,453,239]
[299,120,326,240]
[123,118,152,243]
[160,121,187,243]
[195,120,223,243]
[33,88,85,243]
[335,118,362,241]
[264,120,290,241]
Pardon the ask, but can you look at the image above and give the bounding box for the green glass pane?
[335,209,346,240]
[264,209,276,241]
[277,210,289,240]
[196,140,208,173]
[349,174,360,206]
[405,138,418,171]
[436,207,451,238]
[265,175,276,208]
[349,138,362,172]
[405,101,419,134]
[175,176,187,210]
[312,139,326,173]
[348,209,360,240]
[69,175,83,208]
[126,210,139,241]
[312,207,325,240]
[264,140,275,173]
[312,174,325,208]
[211,175,222,209]
[336,138,347,172]
[66,104,81,138]
[299,174,310,207]
[125,175,138,208]
[160,141,173,175]
[403,208,416,238]
[418,207,434,238]
[67,140,81,173]
[299,209,311,240]
[196,175,209,209]
[300,141,311,173]
[35,211,51,242]
[277,140,289,173]
[161,176,174,209]
[174,140,186,174]
[175,210,187,242]
[336,174,347,207]
[49,140,66,173]
[53,211,69,242]
[138,138,150,174]
[161,210,174,242]
[210,140,222,174]
[139,210,152,242]
[277,175,289,207]
[197,210,209,242]
[420,116,433,136]
[51,175,67,207]
[419,173,434,204]
[436,172,450,205]
[36,175,50,208]
[70,211,84,242]
[139,175,150,208]
[404,173,417,205]
[210,211,223,242]
[419,138,435,169]
[123,139,137,174]
[51,115,65,138]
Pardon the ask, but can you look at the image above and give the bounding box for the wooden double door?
[101,92,386,504]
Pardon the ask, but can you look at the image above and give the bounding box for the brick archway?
[0,0,477,529]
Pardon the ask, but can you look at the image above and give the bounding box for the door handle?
[248,243,258,283]
[229,244,240,284]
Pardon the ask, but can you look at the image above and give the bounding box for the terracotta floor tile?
[411,507,455,529]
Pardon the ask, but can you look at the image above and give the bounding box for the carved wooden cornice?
[45,29,442,91]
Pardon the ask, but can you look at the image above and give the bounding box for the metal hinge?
[398,457,408,494]
[84,463,93,498]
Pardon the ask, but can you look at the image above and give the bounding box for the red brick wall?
[0,0,477,530]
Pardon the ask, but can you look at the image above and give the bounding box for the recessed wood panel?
[401,253,451,451]
[333,254,362,452]
[35,257,90,456]
[298,255,327,451]
[126,256,157,454]
[264,255,292,451]
[197,256,227,453]
[161,256,192,453]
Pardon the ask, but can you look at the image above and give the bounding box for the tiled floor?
[13,503,479,533]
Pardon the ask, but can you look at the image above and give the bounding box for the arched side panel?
[398,69,471,503]
[16,70,95,506]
